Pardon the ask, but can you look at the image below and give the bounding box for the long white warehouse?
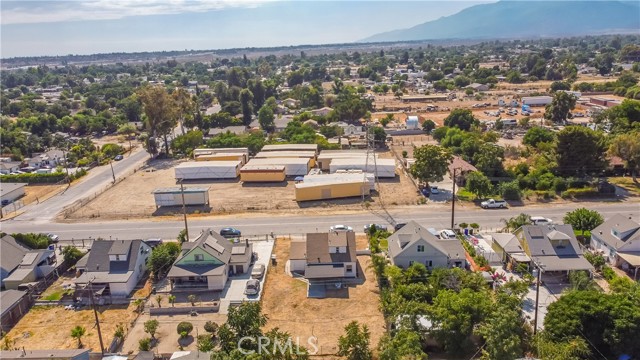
[175,161,241,180]
[243,158,310,176]
[152,187,210,208]
[329,158,396,178]
[303,172,375,191]
[261,144,319,155]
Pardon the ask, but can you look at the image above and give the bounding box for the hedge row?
[0,172,66,184]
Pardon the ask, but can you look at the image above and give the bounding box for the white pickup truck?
[480,199,508,209]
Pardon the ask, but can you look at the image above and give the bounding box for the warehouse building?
[243,158,310,176]
[303,172,375,191]
[240,165,286,182]
[1,183,27,205]
[175,161,241,180]
[254,151,317,167]
[195,152,247,165]
[261,144,319,155]
[152,187,210,208]
[329,158,396,178]
[317,150,369,171]
[295,180,370,202]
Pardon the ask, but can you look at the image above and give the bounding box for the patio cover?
[618,252,640,267]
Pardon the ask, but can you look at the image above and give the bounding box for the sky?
[0,0,494,58]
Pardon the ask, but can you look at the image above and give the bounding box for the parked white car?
[251,264,265,279]
[439,229,457,239]
[531,216,553,225]
[480,199,508,209]
[330,225,353,232]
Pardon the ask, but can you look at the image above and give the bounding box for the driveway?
[218,239,274,313]
[428,175,454,202]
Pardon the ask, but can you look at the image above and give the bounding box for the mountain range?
[362,1,640,43]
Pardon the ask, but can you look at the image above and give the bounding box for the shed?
[0,183,27,204]
[316,150,369,170]
[406,116,419,130]
[329,158,396,178]
[243,158,310,176]
[152,187,210,208]
[295,180,369,201]
[174,161,241,180]
[240,165,286,182]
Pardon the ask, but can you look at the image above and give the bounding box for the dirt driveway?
[261,235,386,356]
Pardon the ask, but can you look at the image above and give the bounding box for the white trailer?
[153,187,210,208]
[243,157,310,176]
[193,147,249,158]
[521,96,553,106]
[329,158,396,178]
[303,172,375,191]
[261,144,319,155]
[174,161,241,180]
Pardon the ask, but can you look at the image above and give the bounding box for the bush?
[176,322,193,336]
[0,173,66,184]
[561,187,600,199]
[62,246,84,265]
[12,233,51,249]
[552,178,567,192]
[499,180,522,200]
[602,266,616,281]
[139,338,152,351]
[203,321,218,335]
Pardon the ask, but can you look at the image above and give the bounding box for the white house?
[591,214,640,279]
[288,232,357,279]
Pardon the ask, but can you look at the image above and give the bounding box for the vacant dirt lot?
[67,155,418,220]
[22,184,66,206]
[261,236,386,356]
[6,304,137,351]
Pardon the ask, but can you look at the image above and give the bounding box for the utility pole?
[110,161,116,183]
[180,180,189,241]
[87,279,105,355]
[533,261,542,335]
[451,168,457,229]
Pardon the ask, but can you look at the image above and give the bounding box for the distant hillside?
[362,1,640,43]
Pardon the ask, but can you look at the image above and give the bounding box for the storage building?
[254,151,317,167]
[521,96,553,106]
[303,172,375,191]
[295,180,370,202]
[261,144,319,155]
[0,183,27,204]
[193,147,249,158]
[330,158,396,178]
[406,116,419,129]
[240,165,286,182]
[195,153,247,165]
[243,158,310,176]
[317,150,369,170]
[174,161,241,180]
[152,187,210,208]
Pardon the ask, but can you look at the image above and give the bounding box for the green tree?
[409,145,452,187]
[171,130,203,156]
[138,338,152,351]
[563,208,604,233]
[378,329,427,360]
[465,171,493,199]
[422,119,436,133]
[257,105,275,132]
[168,294,176,307]
[176,322,193,337]
[70,326,86,348]
[337,321,372,360]
[369,126,386,144]
[114,323,125,340]
[501,213,532,232]
[544,91,577,123]
[137,85,178,156]
[147,242,181,278]
[239,89,254,126]
[532,333,590,360]
[187,294,197,306]
[443,109,478,131]
[472,143,504,177]
[609,132,640,181]
[568,270,596,291]
[101,143,124,158]
[475,305,525,360]
[204,321,219,337]
[144,319,159,339]
[61,246,83,266]
[523,127,555,147]
[197,334,214,352]
[556,126,607,176]
[172,87,195,135]
[117,123,137,152]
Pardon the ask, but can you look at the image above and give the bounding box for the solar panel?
[528,227,544,238]
[232,246,246,255]
[205,237,226,254]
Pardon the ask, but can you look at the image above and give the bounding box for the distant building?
[466,83,489,92]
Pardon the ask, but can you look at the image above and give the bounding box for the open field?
[261,235,386,356]
[66,155,418,220]
[22,184,67,206]
[5,304,138,351]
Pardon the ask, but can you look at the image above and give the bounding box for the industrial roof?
[175,161,241,168]
[245,158,310,165]
[152,187,210,194]
[255,151,316,158]
[240,165,286,172]
[262,144,319,152]
[329,158,395,166]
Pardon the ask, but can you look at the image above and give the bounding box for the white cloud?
[1,0,274,25]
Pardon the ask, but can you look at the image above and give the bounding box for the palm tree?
[71,326,86,348]
[501,213,532,232]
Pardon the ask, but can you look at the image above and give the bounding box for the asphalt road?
[2,201,638,241]
[9,148,150,224]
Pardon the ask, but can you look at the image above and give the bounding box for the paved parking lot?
[218,239,274,313]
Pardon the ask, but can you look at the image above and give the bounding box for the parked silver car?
[251,264,265,279]
[244,279,260,295]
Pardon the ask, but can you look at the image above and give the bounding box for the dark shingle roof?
[78,240,143,273]
[305,232,356,264]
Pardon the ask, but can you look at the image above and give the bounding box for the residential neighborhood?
[1,2,640,359]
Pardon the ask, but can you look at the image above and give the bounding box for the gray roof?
[0,161,21,170]
[170,351,212,360]
[305,232,357,264]
[388,221,465,260]
[208,126,247,136]
[0,183,27,196]
[591,214,640,250]
[0,349,89,360]
[290,239,306,260]
[516,224,583,258]
[76,240,145,274]
[0,289,27,315]
[108,240,131,256]
[1,235,29,282]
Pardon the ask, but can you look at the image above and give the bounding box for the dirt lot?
[6,304,138,351]
[22,184,66,206]
[67,155,419,220]
[261,235,386,356]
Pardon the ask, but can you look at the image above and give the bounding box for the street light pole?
[180,180,189,241]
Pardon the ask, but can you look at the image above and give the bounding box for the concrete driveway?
[218,239,274,313]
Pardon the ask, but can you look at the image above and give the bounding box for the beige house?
[289,232,357,279]
[168,229,252,291]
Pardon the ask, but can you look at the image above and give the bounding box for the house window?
[346,265,353,272]
[409,261,414,266]
[195,254,204,261]
[426,260,433,267]
[417,245,425,252]
[115,255,120,261]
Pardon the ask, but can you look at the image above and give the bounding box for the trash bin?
[463,228,469,236]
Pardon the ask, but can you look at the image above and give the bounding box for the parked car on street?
[244,279,261,295]
[251,264,265,279]
[531,216,553,225]
[430,186,439,194]
[394,223,408,232]
[480,199,508,209]
[330,225,353,232]
[220,227,241,238]
[114,155,124,161]
[46,233,59,243]
[439,229,457,239]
